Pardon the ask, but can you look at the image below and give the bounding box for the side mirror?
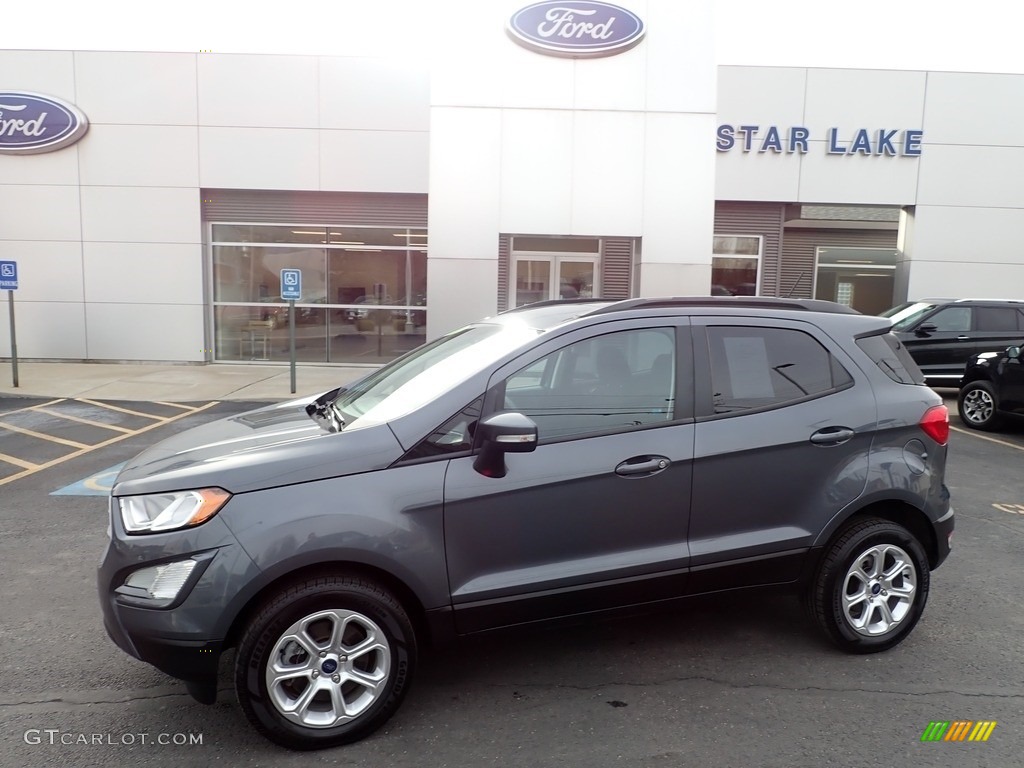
[915,323,938,336]
[472,412,538,478]
[1008,346,1021,360]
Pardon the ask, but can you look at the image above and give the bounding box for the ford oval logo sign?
[0,92,89,155]
[507,1,645,58]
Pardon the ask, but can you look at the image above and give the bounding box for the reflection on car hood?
[112,397,404,497]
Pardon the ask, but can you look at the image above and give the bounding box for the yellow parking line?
[32,407,134,434]
[0,397,66,418]
[0,401,219,487]
[0,421,89,449]
[951,425,1024,452]
[154,401,199,411]
[76,398,167,421]
[0,452,39,470]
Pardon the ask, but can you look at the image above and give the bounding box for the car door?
[998,345,1024,413]
[442,319,695,634]
[687,317,876,592]
[899,305,976,383]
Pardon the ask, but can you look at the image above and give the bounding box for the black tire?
[234,574,416,750]
[807,518,930,654]
[958,380,1002,431]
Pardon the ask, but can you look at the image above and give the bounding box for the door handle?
[809,427,855,446]
[957,335,970,340]
[615,455,671,476]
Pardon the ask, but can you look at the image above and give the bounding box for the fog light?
[124,559,198,601]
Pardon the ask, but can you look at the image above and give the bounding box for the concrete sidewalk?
[0,361,371,402]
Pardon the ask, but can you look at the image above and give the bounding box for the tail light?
[919,404,949,445]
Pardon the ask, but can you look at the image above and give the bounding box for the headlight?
[119,488,231,534]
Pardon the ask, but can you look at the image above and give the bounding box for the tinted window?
[501,328,676,441]
[976,306,1021,331]
[926,307,971,332]
[707,326,853,413]
[856,333,925,385]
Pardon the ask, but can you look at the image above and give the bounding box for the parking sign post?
[0,261,19,388]
[281,269,302,394]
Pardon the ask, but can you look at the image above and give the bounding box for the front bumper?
[97,508,261,689]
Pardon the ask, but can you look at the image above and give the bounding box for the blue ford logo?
[507,1,645,58]
[0,92,89,155]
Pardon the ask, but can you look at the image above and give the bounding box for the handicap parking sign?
[0,260,17,290]
[281,268,301,300]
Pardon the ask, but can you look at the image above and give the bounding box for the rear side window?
[976,306,1022,331]
[706,326,853,413]
[856,333,925,385]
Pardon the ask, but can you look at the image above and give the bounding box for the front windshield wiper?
[305,387,346,433]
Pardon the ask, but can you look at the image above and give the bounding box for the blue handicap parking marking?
[51,462,126,496]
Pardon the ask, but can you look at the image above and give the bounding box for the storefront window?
[210,224,427,364]
[510,236,599,308]
[712,235,761,296]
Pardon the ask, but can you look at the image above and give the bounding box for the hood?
[111,396,405,497]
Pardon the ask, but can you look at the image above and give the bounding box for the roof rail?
[584,296,860,316]
[499,298,616,314]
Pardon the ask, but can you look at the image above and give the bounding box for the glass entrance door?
[512,255,597,308]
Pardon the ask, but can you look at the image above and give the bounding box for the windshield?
[332,321,540,430]
[884,302,940,331]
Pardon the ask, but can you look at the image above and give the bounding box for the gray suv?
[98,297,954,750]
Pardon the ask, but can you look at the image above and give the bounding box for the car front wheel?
[958,380,1001,431]
[808,518,930,653]
[235,574,416,750]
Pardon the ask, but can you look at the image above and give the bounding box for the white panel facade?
[714,148,802,201]
[798,151,921,204]
[198,127,319,190]
[923,72,1024,145]
[80,187,200,244]
[85,304,205,362]
[498,110,574,233]
[0,241,84,303]
[0,186,82,241]
[320,130,429,193]
[0,149,80,187]
[571,111,646,234]
[917,145,1024,209]
[716,67,806,127]
[0,50,76,98]
[425,259,499,340]
[427,108,503,261]
[319,57,430,132]
[78,125,200,188]
[643,114,717,265]
[643,0,716,113]
[802,69,927,137]
[905,206,1024,265]
[197,54,319,128]
[74,52,198,125]
[0,303,87,359]
[83,243,203,305]
[907,260,1024,301]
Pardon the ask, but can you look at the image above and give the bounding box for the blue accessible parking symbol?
[0,260,17,290]
[51,463,126,496]
[281,268,301,301]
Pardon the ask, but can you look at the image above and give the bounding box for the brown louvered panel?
[781,229,898,299]
[497,234,511,312]
[601,238,634,299]
[200,189,427,226]
[714,202,786,296]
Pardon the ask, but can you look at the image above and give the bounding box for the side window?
[976,306,1020,332]
[926,307,971,332]
[707,326,853,413]
[501,328,677,441]
[403,398,483,460]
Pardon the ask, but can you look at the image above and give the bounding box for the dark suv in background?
[99,297,953,750]
[958,343,1024,430]
[883,298,1024,386]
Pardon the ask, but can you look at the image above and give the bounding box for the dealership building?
[2,0,1023,366]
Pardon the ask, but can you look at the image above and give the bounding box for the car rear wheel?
[958,380,1001,431]
[807,518,930,653]
[235,574,416,750]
